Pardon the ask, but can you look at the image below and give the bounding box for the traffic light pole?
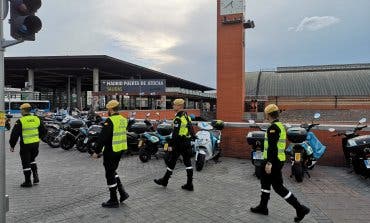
[0,0,40,221]
[0,0,6,221]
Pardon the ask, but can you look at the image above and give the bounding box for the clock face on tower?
[220,0,245,15]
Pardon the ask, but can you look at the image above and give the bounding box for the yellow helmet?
[173,98,185,106]
[264,104,279,114]
[20,103,32,109]
[106,100,120,109]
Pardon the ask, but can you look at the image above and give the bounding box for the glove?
[265,162,272,175]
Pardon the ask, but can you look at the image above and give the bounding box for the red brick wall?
[216,0,245,122]
[221,127,370,167]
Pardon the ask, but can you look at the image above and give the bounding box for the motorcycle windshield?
[306,132,326,159]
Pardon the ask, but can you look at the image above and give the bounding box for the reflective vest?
[109,115,128,152]
[263,122,286,161]
[174,113,191,138]
[20,115,40,144]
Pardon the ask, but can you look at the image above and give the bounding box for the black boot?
[21,170,32,188]
[285,194,310,222]
[31,163,39,185]
[181,168,194,191]
[116,176,129,203]
[250,192,269,215]
[102,186,119,208]
[154,169,172,187]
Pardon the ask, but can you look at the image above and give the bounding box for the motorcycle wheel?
[75,136,86,152]
[60,135,75,150]
[293,164,303,182]
[41,135,49,143]
[47,132,60,148]
[196,154,205,171]
[255,165,262,179]
[87,147,95,155]
[352,159,362,174]
[77,145,87,153]
[251,151,255,165]
[212,150,221,162]
[139,148,150,163]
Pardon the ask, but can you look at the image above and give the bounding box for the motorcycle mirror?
[328,128,336,132]
[359,118,367,124]
[155,112,160,116]
[146,113,150,117]
[314,113,321,119]
[248,120,255,124]
[189,114,196,120]
[132,112,137,116]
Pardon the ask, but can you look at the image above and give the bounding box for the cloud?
[95,0,203,69]
[292,16,340,32]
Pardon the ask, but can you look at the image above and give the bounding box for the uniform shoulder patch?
[104,122,109,126]
[269,129,276,133]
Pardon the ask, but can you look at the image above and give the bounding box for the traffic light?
[9,0,42,41]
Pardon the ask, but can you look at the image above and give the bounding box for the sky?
[4,0,370,89]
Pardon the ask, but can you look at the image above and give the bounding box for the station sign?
[100,79,166,95]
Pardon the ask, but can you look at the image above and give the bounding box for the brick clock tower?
[217,0,253,122]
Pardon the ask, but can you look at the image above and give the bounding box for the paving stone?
[4,132,370,222]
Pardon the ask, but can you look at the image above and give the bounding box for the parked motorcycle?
[59,119,87,150]
[246,121,267,179]
[126,113,153,156]
[329,118,370,177]
[138,119,173,163]
[83,125,103,154]
[193,120,224,171]
[286,113,326,182]
[44,115,74,148]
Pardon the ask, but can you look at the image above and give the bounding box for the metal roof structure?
[5,55,213,92]
[246,63,370,97]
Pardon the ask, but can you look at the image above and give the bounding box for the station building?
[5,55,216,115]
[245,63,370,122]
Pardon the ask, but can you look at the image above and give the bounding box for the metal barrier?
[141,119,370,132]
[222,122,370,131]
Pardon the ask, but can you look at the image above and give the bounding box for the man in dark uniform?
[92,100,129,208]
[154,98,195,191]
[251,104,310,222]
[9,103,46,187]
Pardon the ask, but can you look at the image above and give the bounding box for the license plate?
[83,138,88,144]
[164,143,168,151]
[253,151,263,160]
[295,153,301,161]
[365,159,370,169]
[138,140,143,147]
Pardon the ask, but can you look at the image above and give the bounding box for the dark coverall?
[94,113,128,203]
[253,119,309,222]
[260,120,291,199]
[9,114,46,185]
[155,110,195,188]
[166,111,195,170]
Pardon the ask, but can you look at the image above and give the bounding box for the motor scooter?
[193,120,224,171]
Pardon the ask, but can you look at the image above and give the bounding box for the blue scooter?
[286,113,326,182]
